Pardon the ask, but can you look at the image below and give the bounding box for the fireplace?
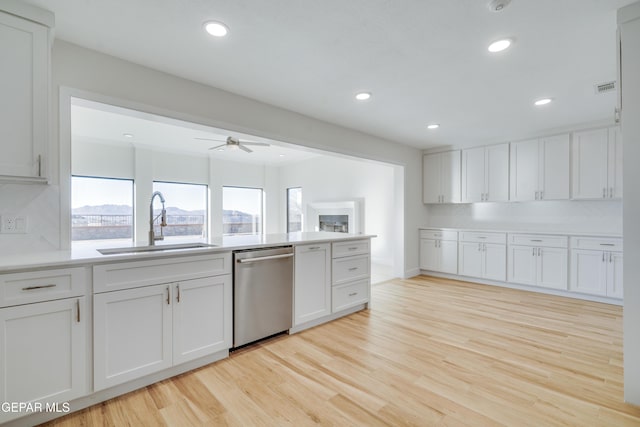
[319,215,349,233]
[306,200,363,234]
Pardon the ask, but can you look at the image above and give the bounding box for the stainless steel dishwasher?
[233,246,294,348]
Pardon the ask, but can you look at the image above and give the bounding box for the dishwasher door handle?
[236,253,294,263]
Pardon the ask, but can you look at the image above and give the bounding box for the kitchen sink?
[97,243,217,255]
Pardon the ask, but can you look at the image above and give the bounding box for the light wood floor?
[43,276,640,426]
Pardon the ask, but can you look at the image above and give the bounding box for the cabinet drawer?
[509,234,568,248]
[94,252,231,293]
[0,267,86,307]
[332,240,370,258]
[332,255,370,286]
[332,280,369,312]
[459,231,506,244]
[570,236,622,251]
[420,229,457,241]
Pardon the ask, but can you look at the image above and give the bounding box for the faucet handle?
[161,209,167,227]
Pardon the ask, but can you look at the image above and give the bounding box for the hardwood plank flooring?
[43,276,640,426]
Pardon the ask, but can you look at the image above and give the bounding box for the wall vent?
[595,81,616,94]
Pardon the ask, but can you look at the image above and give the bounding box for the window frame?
[286,187,303,233]
[70,175,135,242]
[152,180,209,239]
[222,185,265,236]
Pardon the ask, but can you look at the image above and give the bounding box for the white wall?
[279,156,396,266]
[50,40,423,276]
[619,1,640,406]
[426,201,622,234]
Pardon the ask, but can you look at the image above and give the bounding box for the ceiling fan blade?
[238,144,253,153]
[208,144,227,150]
[195,137,226,142]
[241,142,270,147]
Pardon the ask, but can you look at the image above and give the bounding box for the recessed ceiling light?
[427,124,440,130]
[355,92,371,101]
[204,21,229,37]
[123,133,134,138]
[534,98,553,106]
[488,38,512,53]
[279,154,285,157]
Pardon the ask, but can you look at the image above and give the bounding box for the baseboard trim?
[419,270,623,306]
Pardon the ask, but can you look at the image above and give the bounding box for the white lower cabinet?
[570,237,623,298]
[331,240,371,313]
[508,235,568,290]
[294,243,331,325]
[419,230,458,274]
[0,297,87,423]
[458,232,506,281]
[94,284,172,391]
[94,256,232,391]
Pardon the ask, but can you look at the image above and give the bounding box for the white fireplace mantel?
[306,200,363,234]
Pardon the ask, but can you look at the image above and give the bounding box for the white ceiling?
[70,98,321,165]
[24,0,636,149]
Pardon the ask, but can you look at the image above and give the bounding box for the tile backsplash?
[0,183,61,255]
[426,200,622,234]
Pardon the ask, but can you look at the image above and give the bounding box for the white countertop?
[0,232,375,273]
[418,226,622,239]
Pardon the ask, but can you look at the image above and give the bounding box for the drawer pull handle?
[599,243,615,246]
[348,267,359,271]
[477,236,487,239]
[348,292,358,297]
[22,284,57,291]
[348,247,358,250]
[530,239,542,242]
[309,246,321,250]
[76,299,81,323]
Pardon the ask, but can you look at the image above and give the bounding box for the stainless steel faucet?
[149,191,167,245]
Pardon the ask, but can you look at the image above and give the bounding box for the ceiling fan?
[195,136,269,153]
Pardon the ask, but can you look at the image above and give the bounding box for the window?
[287,187,303,232]
[222,186,263,235]
[152,181,208,239]
[71,176,134,241]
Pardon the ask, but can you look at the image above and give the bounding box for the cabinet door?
[294,244,331,325]
[441,150,461,203]
[439,240,459,274]
[570,249,607,295]
[423,153,442,203]
[458,242,483,278]
[537,247,568,290]
[94,285,172,391]
[607,252,624,298]
[486,144,510,202]
[540,134,570,200]
[420,239,439,271]
[484,243,506,281]
[508,245,537,285]
[461,147,486,203]
[572,128,609,199]
[510,139,539,201]
[0,298,86,423]
[173,275,232,365]
[0,12,49,179]
[608,127,623,199]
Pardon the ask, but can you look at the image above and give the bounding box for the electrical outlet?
[1,216,27,234]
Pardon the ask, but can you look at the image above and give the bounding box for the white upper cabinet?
[572,127,622,200]
[510,134,570,201]
[0,6,52,182]
[461,143,509,202]
[423,150,461,204]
